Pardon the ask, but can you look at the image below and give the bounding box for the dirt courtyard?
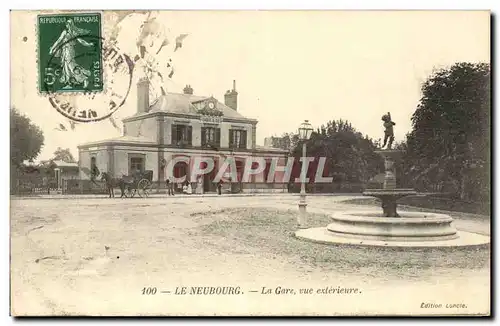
[10,194,490,316]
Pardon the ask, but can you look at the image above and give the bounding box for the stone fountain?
[295,112,489,248]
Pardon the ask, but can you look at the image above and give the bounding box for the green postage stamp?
[38,13,102,93]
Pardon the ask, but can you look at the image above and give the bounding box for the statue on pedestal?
[381,112,396,150]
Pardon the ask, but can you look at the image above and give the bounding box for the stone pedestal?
[383,156,397,190]
[297,197,308,228]
[377,150,400,190]
[363,150,416,217]
[381,196,397,217]
[297,201,307,229]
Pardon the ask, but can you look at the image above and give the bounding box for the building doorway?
[203,159,217,192]
[173,161,188,180]
[203,172,212,192]
[235,160,244,182]
[54,168,61,189]
[231,160,245,193]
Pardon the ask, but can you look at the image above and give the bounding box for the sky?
[11,10,490,161]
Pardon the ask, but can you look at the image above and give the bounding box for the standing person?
[197,176,203,194]
[90,164,100,187]
[217,179,223,195]
[166,177,175,196]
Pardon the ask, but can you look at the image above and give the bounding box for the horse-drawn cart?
[122,170,154,198]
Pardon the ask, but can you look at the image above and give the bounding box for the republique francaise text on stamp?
[38,13,103,94]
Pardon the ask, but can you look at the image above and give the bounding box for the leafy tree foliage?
[274,132,299,153]
[10,108,45,193]
[10,108,44,167]
[53,147,76,163]
[403,62,490,201]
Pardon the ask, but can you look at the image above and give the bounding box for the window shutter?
[241,131,247,149]
[171,124,177,145]
[187,126,193,146]
[215,128,221,147]
[201,127,207,147]
[229,129,234,148]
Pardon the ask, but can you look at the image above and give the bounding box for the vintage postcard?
[10,10,491,316]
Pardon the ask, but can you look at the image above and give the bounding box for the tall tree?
[53,147,76,163]
[10,108,44,167]
[405,62,490,200]
[279,132,299,154]
[10,108,45,193]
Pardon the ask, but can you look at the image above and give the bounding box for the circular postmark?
[43,34,134,123]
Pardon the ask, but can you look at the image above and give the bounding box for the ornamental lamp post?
[297,119,313,228]
[228,149,234,193]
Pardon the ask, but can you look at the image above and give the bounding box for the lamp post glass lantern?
[297,120,313,228]
[298,120,313,141]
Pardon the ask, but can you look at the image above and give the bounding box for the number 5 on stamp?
[38,13,103,94]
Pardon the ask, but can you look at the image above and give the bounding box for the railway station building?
[77,79,289,193]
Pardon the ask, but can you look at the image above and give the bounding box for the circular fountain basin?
[326,211,457,241]
[295,210,490,248]
[363,189,417,198]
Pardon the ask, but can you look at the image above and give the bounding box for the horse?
[100,172,126,198]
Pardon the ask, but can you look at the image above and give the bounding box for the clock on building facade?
[198,97,223,124]
[205,97,218,111]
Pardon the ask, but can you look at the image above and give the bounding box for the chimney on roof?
[224,80,238,111]
[183,84,193,95]
[137,78,150,114]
